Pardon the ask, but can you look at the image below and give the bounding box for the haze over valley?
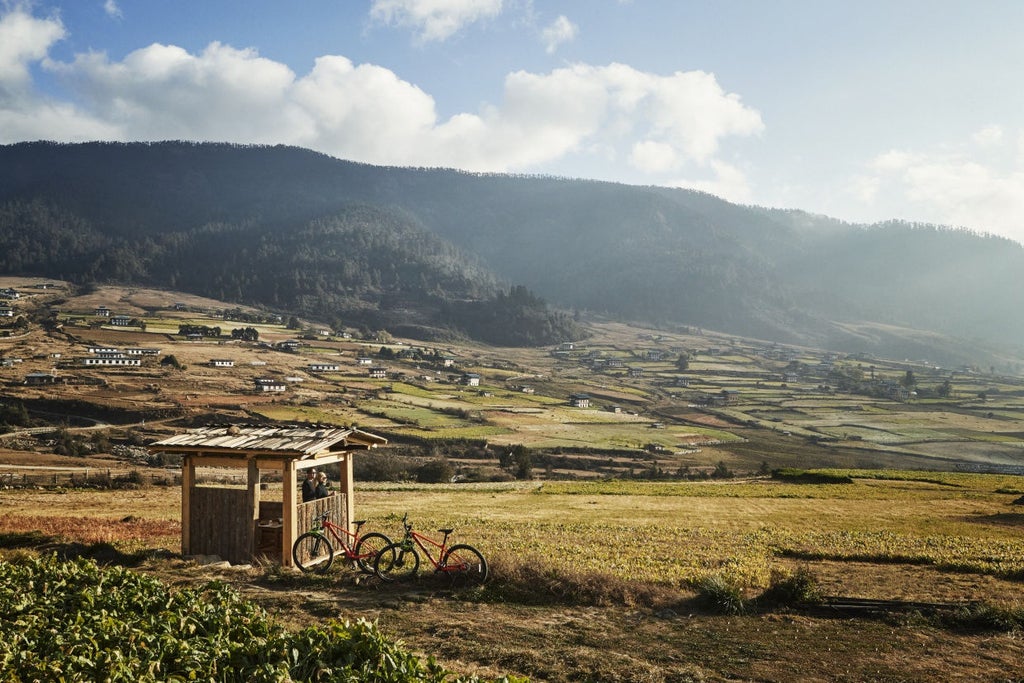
[2,141,1023,372]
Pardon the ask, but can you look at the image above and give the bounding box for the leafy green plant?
[0,554,516,682]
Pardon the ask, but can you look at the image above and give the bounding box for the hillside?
[1,141,1022,364]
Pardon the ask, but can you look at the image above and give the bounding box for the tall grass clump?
[755,567,822,608]
[939,602,1024,633]
[694,573,747,615]
[484,553,683,608]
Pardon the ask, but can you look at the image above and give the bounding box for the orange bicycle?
[292,513,391,574]
[373,513,488,586]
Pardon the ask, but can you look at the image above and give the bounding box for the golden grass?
[3,473,1022,594]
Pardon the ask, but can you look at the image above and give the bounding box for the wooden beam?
[181,455,195,555]
[282,460,296,567]
[246,458,260,562]
[167,452,355,471]
[339,453,354,534]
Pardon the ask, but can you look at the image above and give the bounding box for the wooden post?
[181,455,195,556]
[282,459,296,567]
[340,452,355,533]
[246,458,261,562]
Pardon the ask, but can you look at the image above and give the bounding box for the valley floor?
[2,481,1023,682]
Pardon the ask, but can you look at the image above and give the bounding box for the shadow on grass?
[0,531,170,567]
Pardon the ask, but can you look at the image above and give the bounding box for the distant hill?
[1,141,1022,363]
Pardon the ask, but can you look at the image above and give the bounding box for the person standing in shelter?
[314,471,330,499]
[301,469,318,502]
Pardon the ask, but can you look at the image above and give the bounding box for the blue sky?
[3,1,1024,243]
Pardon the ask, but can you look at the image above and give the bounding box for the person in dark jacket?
[314,471,330,499]
[301,469,318,503]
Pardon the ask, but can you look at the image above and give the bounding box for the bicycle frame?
[312,514,364,559]
[402,529,451,571]
[309,516,378,557]
[393,517,462,575]
[374,513,487,584]
[294,513,391,574]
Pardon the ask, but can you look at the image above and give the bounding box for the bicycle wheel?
[374,542,420,582]
[353,532,392,573]
[441,544,488,586]
[293,532,334,574]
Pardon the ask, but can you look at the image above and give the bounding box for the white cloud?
[972,124,1003,147]
[853,129,1024,242]
[103,0,123,20]
[0,7,65,92]
[44,46,762,178]
[0,6,762,204]
[541,15,577,54]
[671,160,753,204]
[629,140,678,173]
[369,0,503,43]
[0,8,117,142]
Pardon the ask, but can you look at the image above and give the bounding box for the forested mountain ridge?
[1,141,1021,361]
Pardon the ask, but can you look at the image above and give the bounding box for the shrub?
[756,567,822,608]
[354,452,411,481]
[415,458,455,484]
[940,602,1024,633]
[695,573,747,615]
[771,468,854,485]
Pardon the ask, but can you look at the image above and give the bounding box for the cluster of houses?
[93,306,138,327]
[81,346,161,367]
[0,288,21,320]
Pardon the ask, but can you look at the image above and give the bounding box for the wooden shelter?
[149,424,387,567]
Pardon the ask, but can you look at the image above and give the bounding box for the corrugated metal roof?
[150,424,386,456]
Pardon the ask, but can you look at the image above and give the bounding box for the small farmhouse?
[254,378,287,392]
[463,373,481,387]
[368,366,387,379]
[88,346,120,355]
[210,359,235,368]
[569,393,591,408]
[308,363,340,372]
[82,356,141,367]
[124,347,161,356]
[24,372,59,385]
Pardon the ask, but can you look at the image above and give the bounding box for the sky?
[2,0,1024,243]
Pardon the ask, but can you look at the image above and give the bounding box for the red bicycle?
[373,513,488,586]
[292,513,391,574]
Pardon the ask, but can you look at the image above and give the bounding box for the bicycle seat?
[353,519,367,526]
[438,528,454,535]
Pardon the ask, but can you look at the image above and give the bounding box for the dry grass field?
[3,280,1024,680]
[2,474,1024,681]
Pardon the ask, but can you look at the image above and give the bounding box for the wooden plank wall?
[297,493,347,536]
[187,490,347,566]
[292,493,347,567]
[190,487,250,564]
